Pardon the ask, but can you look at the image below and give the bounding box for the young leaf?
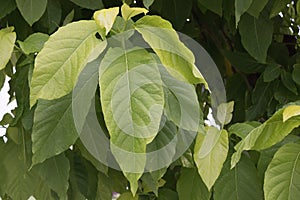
[18,33,49,54]
[177,168,211,200]
[32,94,78,165]
[239,13,273,63]
[135,16,207,86]
[30,20,103,107]
[194,127,229,190]
[198,0,223,16]
[93,7,119,37]
[16,0,47,26]
[235,0,253,26]
[121,3,148,20]
[70,0,104,10]
[214,155,263,200]
[264,143,300,200]
[99,47,164,195]
[0,27,16,70]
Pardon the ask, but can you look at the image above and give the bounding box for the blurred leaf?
[270,0,290,18]
[177,168,211,200]
[0,27,16,70]
[16,0,47,26]
[239,13,273,63]
[264,143,300,200]
[18,33,49,54]
[247,0,268,18]
[38,0,62,33]
[118,192,138,200]
[0,0,16,20]
[198,0,223,16]
[292,64,300,85]
[194,127,229,190]
[263,64,281,82]
[235,0,253,26]
[143,0,155,9]
[281,71,298,95]
[158,189,178,200]
[70,0,104,9]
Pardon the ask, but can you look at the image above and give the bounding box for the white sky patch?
[0,76,17,136]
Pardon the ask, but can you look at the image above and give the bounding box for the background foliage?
[1,0,300,199]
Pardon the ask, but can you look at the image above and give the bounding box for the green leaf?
[32,94,78,165]
[263,64,282,82]
[228,122,260,139]
[99,47,164,195]
[143,0,155,9]
[18,33,49,54]
[121,3,148,20]
[281,71,298,95]
[177,168,211,200]
[270,0,290,18]
[93,7,119,37]
[38,0,62,33]
[96,172,113,200]
[231,104,300,168]
[158,189,178,200]
[239,13,273,63]
[283,105,300,122]
[235,0,253,26]
[264,143,300,200]
[135,16,207,86]
[0,70,5,90]
[198,0,223,16]
[194,127,229,190]
[217,101,234,125]
[214,155,263,200]
[0,0,16,20]
[247,0,268,18]
[292,64,300,85]
[0,27,16,70]
[118,192,139,200]
[70,0,104,10]
[16,0,47,26]
[34,154,70,199]
[30,20,103,107]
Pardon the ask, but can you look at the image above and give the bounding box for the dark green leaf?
[292,64,300,85]
[247,0,268,18]
[70,0,104,10]
[198,0,223,16]
[263,64,282,82]
[143,0,155,9]
[0,0,16,20]
[38,0,62,33]
[235,0,253,26]
[239,13,273,63]
[281,71,298,95]
[158,189,178,200]
[16,0,48,26]
[177,168,211,200]
[270,0,290,18]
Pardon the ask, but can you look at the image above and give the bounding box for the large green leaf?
[177,168,211,200]
[70,0,104,9]
[239,13,273,63]
[99,47,164,195]
[214,155,263,200]
[198,0,223,16]
[16,0,47,26]
[264,143,300,200]
[0,0,16,20]
[135,16,207,86]
[231,104,300,168]
[0,27,16,70]
[32,94,78,165]
[235,0,253,26]
[34,154,70,199]
[194,127,228,190]
[30,20,103,107]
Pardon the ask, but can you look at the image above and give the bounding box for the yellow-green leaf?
[93,7,119,36]
[0,27,16,70]
[121,3,148,20]
[283,105,300,122]
[30,20,104,107]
